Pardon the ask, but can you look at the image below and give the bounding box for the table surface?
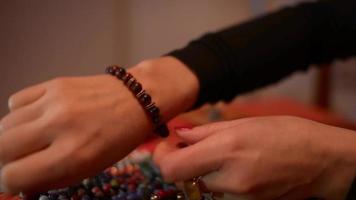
[1,97,355,199]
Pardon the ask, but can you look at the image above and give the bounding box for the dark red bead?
[122,73,133,83]
[105,66,168,138]
[126,78,136,87]
[148,106,160,117]
[155,124,169,137]
[102,183,111,193]
[106,66,118,75]
[139,93,151,106]
[114,67,126,79]
[130,82,142,94]
[128,184,136,192]
[152,116,160,124]
[70,194,79,200]
[156,190,165,197]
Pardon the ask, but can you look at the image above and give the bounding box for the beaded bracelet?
[106,65,169,137]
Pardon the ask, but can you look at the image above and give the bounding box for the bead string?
[106,65,169,137]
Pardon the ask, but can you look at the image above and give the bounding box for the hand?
[0,74,151,194]
[0,57,199,194]
[154,116,356,200]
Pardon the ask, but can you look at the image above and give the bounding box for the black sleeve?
[168,0,356,107]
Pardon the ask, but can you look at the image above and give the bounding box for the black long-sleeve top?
[169,0,356,198]
[169,0,356,107]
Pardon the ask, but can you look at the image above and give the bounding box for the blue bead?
[120,184,128,192]
[136,190,143,198]
[117,192,126,199]
[81,195,91,200]
[99,172,112,183]
[126,193,138,200]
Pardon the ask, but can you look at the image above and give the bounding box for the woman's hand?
[0,56,199,194]
[154,116,356,200]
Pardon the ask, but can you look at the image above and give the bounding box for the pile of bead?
[20,150,218,200]
[22,151,186,200]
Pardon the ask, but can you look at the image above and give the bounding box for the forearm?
[329,127,356,171]
[169,0,356,106]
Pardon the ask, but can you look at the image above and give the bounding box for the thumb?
[175,119,243,144]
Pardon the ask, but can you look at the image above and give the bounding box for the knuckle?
[56,105,70,118]
[57,103,73,117]
[47,104,75,126]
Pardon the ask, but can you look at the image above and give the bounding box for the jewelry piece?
[183,178,202,200]
[183,176,224,200]
[194,176,209,193]
[106,65,169,137]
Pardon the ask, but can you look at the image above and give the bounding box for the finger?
[153,141,177,165]
[0,101,43,132]
[1,134,116,194]
[157,134,225,183]
[153,139,188,165]
[0,146,65,194]
[213,193,252,200]
[176,118,251,144]
[201,172,254,199]
[202,169,299,200]
[274,188,311,200]
[219,193,251,200]
[0,119,52,167]
[8,84,46,111]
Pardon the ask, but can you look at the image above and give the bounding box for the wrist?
[340,130,356,171]
[326,127,356,176]
[311,125,356,199]
[128,56,199,122]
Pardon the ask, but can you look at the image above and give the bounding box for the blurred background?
[1,0,356,124]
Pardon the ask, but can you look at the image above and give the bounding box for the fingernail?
[174,127,192,133]
[8,99,13,110]
[176,142,189,148]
